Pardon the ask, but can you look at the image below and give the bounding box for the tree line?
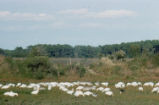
[1,40,159,58]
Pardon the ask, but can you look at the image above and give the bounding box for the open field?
[0,82,159,105]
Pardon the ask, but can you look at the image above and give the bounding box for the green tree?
[0,48,4,55]
[12,47,27,57]
[28,46,48,57]
[128,44,141,57]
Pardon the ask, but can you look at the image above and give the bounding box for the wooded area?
[1,40,159,58]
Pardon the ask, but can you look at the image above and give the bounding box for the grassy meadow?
[0,85,159,105]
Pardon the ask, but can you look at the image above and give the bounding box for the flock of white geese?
[1,81,159,97]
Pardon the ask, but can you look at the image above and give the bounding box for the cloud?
[79,23,104,28]
[0,11,54,21]
[58,8,88,15]
[51,22,73,29]
[93,10,136,18]
[0,9,136,21]
[0,24,49,32]
[58,9,136,18]
[0,11,10,16]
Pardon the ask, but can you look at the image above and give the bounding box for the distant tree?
[74,46,98,58]
[0,48,4,55]
[128,44,141,57]
[45,44,74,57]
[2,40,159,58]
[12,47,27,57]
[153,45,159,54]
[28,46,48,57]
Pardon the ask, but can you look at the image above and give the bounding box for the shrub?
[128,56,149,71]
[53,64,66,78]
[24,56,50,72]
[22,56,50,79]
[114,50,126,60]
[152,54,159,67]
[5,57,14,68]
[76,65,86,78]
[4,57,18,71]
[100,57,114,66]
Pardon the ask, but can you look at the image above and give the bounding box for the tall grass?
[1,54,159,82]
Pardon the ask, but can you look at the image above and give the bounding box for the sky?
[0,0,159,49]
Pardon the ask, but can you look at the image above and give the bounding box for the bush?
[24,56,50,72]
[76,65,86,78]
[128,56,149,71]
[5,57,19,71]
[5,57,14,68]
[20,56,68,79]
[100,57,114,66]
[114,50,126,60]
[24,56,50,79]
[4,56,88,79]
[152,54,159,67]
[53,64,66,78]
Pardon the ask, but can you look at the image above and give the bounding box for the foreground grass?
[0,87,159,105]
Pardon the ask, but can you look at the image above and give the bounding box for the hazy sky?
[0,0,159,49]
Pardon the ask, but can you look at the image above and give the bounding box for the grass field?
[0,85,159,105]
